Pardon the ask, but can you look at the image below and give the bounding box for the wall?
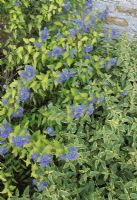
[93,0,137,37]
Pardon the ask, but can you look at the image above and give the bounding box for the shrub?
[10,35,137,200]
[0,0,130,199]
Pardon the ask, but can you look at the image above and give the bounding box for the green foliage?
[0,0,136,199]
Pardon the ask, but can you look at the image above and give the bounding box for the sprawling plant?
[0,0,129,199]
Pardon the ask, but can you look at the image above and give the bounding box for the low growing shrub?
[0,0,134,199]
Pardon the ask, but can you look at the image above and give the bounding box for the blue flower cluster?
[47,47,63,58]
[66,147,78,160]
[86,0,93,7]
[71,103,96,119]
[56,32,62,38]
[60,146,78,161]
[0,146,8,156]
[47,127,55,136]
[120,90,128,97]
[75,18,91,32]
[104,58,117,71]
[35,42,42,49]
[111,29,119,39]
[21,65,36,79]
[12,65,35,119]
[40,153,52,167]
[12,135,30,147]
[31,152,52,168]
[0,122,11,156]
[58,69,75,83]
[71,105,84,119]
[70,94,105,119]
[41,27,48,41]
[52,47,62,57]
[69,29,82,37]
[103,28,118,42]
[83,44,93,53]
[19,87,30,102]
[87,105,95,115]
[70,48,76,57]
[110,58,117,66]
[14,1,19,6]
[33,179,47,191]
[31,152,38,162]
[85,54,90,60]
[0,122,11,138]
[12,107,24,118]
[64,0,71,11]
[98,8,109,19]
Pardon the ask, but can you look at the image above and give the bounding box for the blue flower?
[38,181,47,191]
[98,8,109,19]
[102,30,111,42]
[0,122,11,138]
[120,90,128,97]
[52,47,62,57]
[42,27,48,35]
[47,51,52,58]
[40,154,52,167]
[83,44,93,53]
[56,32,62,38]
[91,16,96,24]
[33,179,47,191]
[41,27,48,41]
[35,42,41,49]
[64,0,71,11]
[58,73,67,83]
[110,58,117,66]
[47,127,55,136]
[2,98,8,105]
[19,87,30,102]
[58,69,75,83]
[32,179,38,186]
[87,106,94,115]
[92,98,97,105]
[66,147,78,160]
[71,105,84,119]
[82,21,91,32]
[0,147,8,156]
[12,107,24,118]
[21,65,36,79]
[85,54,90,60]
[112,29,119,39]
[70,48,76,57]
[86,0,93,7]
[69,29,81,37]
[83,7,92,13]
[12,135,30,147]
[103,8,109,18]
[14,1,19,6]
[76,18,84,28]
[31,153,38,162]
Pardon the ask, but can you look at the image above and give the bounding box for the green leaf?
[66,57,74,66]
[55,62,62,69]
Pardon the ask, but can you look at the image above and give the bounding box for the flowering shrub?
[0,0,132,199]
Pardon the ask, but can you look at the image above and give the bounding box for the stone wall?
[93,0,137,37]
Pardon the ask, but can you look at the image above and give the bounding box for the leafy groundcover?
[0,0,137,199]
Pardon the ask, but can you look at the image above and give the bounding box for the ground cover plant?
[0,0,137,199]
